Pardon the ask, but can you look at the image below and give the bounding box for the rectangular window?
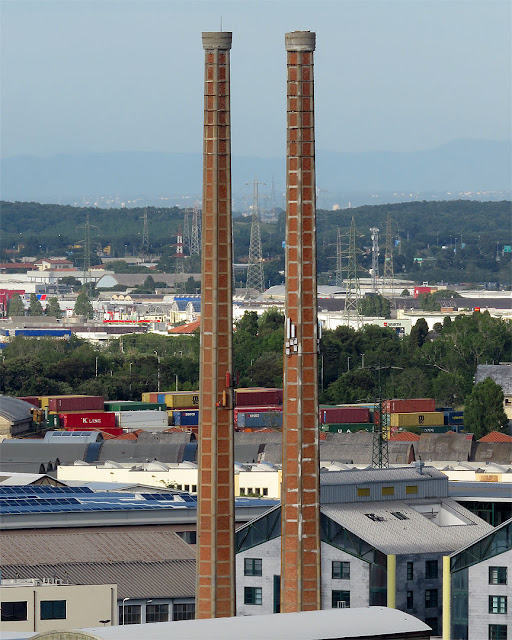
[426,560,438,579]
[262,488,269,496]
[332,561,350,580]
[489,596,507,614]
[426,617,439,636]
[1,601,28,622]
[240,488,246,495]
[425,589,438,608]
[406,485,418,494]
[332,590,350,608]
[176,530,197,544]
[184,484,190,492]
[119,604,141,625]
[407,591,414,609]
[489,567,508,585]
[40,600,66,621]
[172,603,195,621]
[146,604,169,623]
[244,587,262,605]
[489,624,508,640]
[382,486,395,496]
[191,485,197,493]
[407,562,414,580]
[357,487,370,497]
[244,558,263,577]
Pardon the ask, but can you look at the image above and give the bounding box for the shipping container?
[64,425,123,437]
[389,412,444,427]
[141,392,157,403]
[116,410,169,430]
[172,410,200,426]
[17,396,41,407]
[60,412,116,429]
[237,410,283,429]
[320,423,372,433]
[156,391,200,409]
[319,407,370,424]
[445,411,464,425]
[234,405,282,426]
[383,398,436,414]
[49,396,104,412]
[419,425,452,434]
[235,388,283,407]
[104,401,166,412]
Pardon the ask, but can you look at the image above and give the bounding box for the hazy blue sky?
[1,0,510,159]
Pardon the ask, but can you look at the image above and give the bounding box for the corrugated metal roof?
[322,497,493,555]
[320,466,445,485]
[0,396,36,422]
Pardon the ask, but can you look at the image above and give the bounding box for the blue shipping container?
[238,411,283,429]
[14,329,72,337]
[173,410,199,426]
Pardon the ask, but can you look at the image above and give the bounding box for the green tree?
[7,293,25,316]
[360,294,391,318]
[401,289,411,297]
[29,293,44,316]
[74,291,94,319]
[46,297,62,319]
[409,318,429,349]
[464,378,508,439]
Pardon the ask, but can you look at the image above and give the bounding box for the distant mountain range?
[1,139,510,208]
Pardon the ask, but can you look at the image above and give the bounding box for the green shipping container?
[419,425,451,434]
[321,423,372,433]
[104,401,166,412]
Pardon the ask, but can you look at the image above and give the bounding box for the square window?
[244,558,262,577]
[426,560,438,579]
[425,589,438,608]
[489,624,508,640]
[489,596,507,614]
[1,601,28,622]
[406,485,418,494]
[173,603,195,621]
[244,587,262,605]
[119,604,141,625]
[146,604,169,623]
[426,617,439,636]
[332,561,350,580]
[407,591,414,609]
[407,562,414,580]
[489,567,507,585]
[40,600,66,621]
[332,590,350,608]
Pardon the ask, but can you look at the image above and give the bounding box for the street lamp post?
[347,356,351,372]
[154,351,160,392]
[122,597,129,625]
[95,357,98,377]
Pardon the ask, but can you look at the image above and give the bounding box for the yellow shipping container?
[390,412,444,427]
[164,392,200,409]
[141,393,153,403]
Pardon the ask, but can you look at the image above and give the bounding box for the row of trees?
[0,309,509,437]
[6,292,93,319]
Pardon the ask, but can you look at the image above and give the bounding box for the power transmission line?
[245,177,265,297]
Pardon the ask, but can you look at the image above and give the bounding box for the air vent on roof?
[391,511,409,520]
[365,513,385,522]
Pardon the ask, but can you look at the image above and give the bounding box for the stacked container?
[235,388,283,407]
[319,406,370,425]
[116,410,169,431]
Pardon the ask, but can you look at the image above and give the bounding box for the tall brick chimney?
[281,30,321,613]
[196,31,235,619]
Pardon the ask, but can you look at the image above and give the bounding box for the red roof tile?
[388,431,421,442]
[478,431,512,443]
[169,320,201,334]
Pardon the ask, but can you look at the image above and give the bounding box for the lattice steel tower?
[372,400,389,469]
[343,217,362,328]
[140,208,149,260]
[382,215,395,304]
[183,208,191,255]
[370,227,380,292]
[335,227,344,287]
[190,205,200,256]
[245,178,265,297]
[77,214,97,288]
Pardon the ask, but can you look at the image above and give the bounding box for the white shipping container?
[115,410,169,431]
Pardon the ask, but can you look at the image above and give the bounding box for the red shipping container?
[383,399,436,414]
[234,405,283,426]
[59,412,116,429]
[49,396,104,412]
[235,388,283,407]
[64,425,123,437]
[18,396,41,407]
[319,407,370,424]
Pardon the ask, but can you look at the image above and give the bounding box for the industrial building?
[0,396,37,438]
[235,466,493,637]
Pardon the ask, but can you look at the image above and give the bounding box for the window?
[244,558,263,576]
[262,488,269,496]
[1,601,27,622]
[391,511,409,520]
[425,589,438,608]
[382,486,394,496]
[244,587,262,605]
[191,485,197,493]
[332,590,350,608]
[489,567,508,585]
[40,600,66,620]
[489,624,508,640]
[489,596,507,614]
[426,560,438,579]
[332,561,350,580]
[240,488,246,495]
[146,604,169,623]
[173,603,195,621]
[119,604,141,625]
[407,562,414,580]
[365,513,385,522]
[184,484,190,492]
[407,591,414,609]
[426,617,439,636]
[406,485,418,494]
[357,487,370,497]
[176,530,197,544]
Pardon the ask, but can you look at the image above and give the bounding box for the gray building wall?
[467,549,511,640]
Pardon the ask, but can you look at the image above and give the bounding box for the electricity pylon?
[183,208,191,255]
[190,205,200,256]
[140,208,150,261]
[343,217,362,328]
[372,399,389,468]
[245,178,265,297]
[370,227,380,292]
[76,214,98,288]
[335,227,344,287]
[382,214,395,306]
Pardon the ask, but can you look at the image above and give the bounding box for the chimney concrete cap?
[285,31,316,52]
[202,32,232,50]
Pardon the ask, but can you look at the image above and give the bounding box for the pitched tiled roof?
[479,431,512,443]
[169,320,201,334]
[388,431,421,442]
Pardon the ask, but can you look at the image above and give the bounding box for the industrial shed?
[416,432,474,462]
[0,396,36,438]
